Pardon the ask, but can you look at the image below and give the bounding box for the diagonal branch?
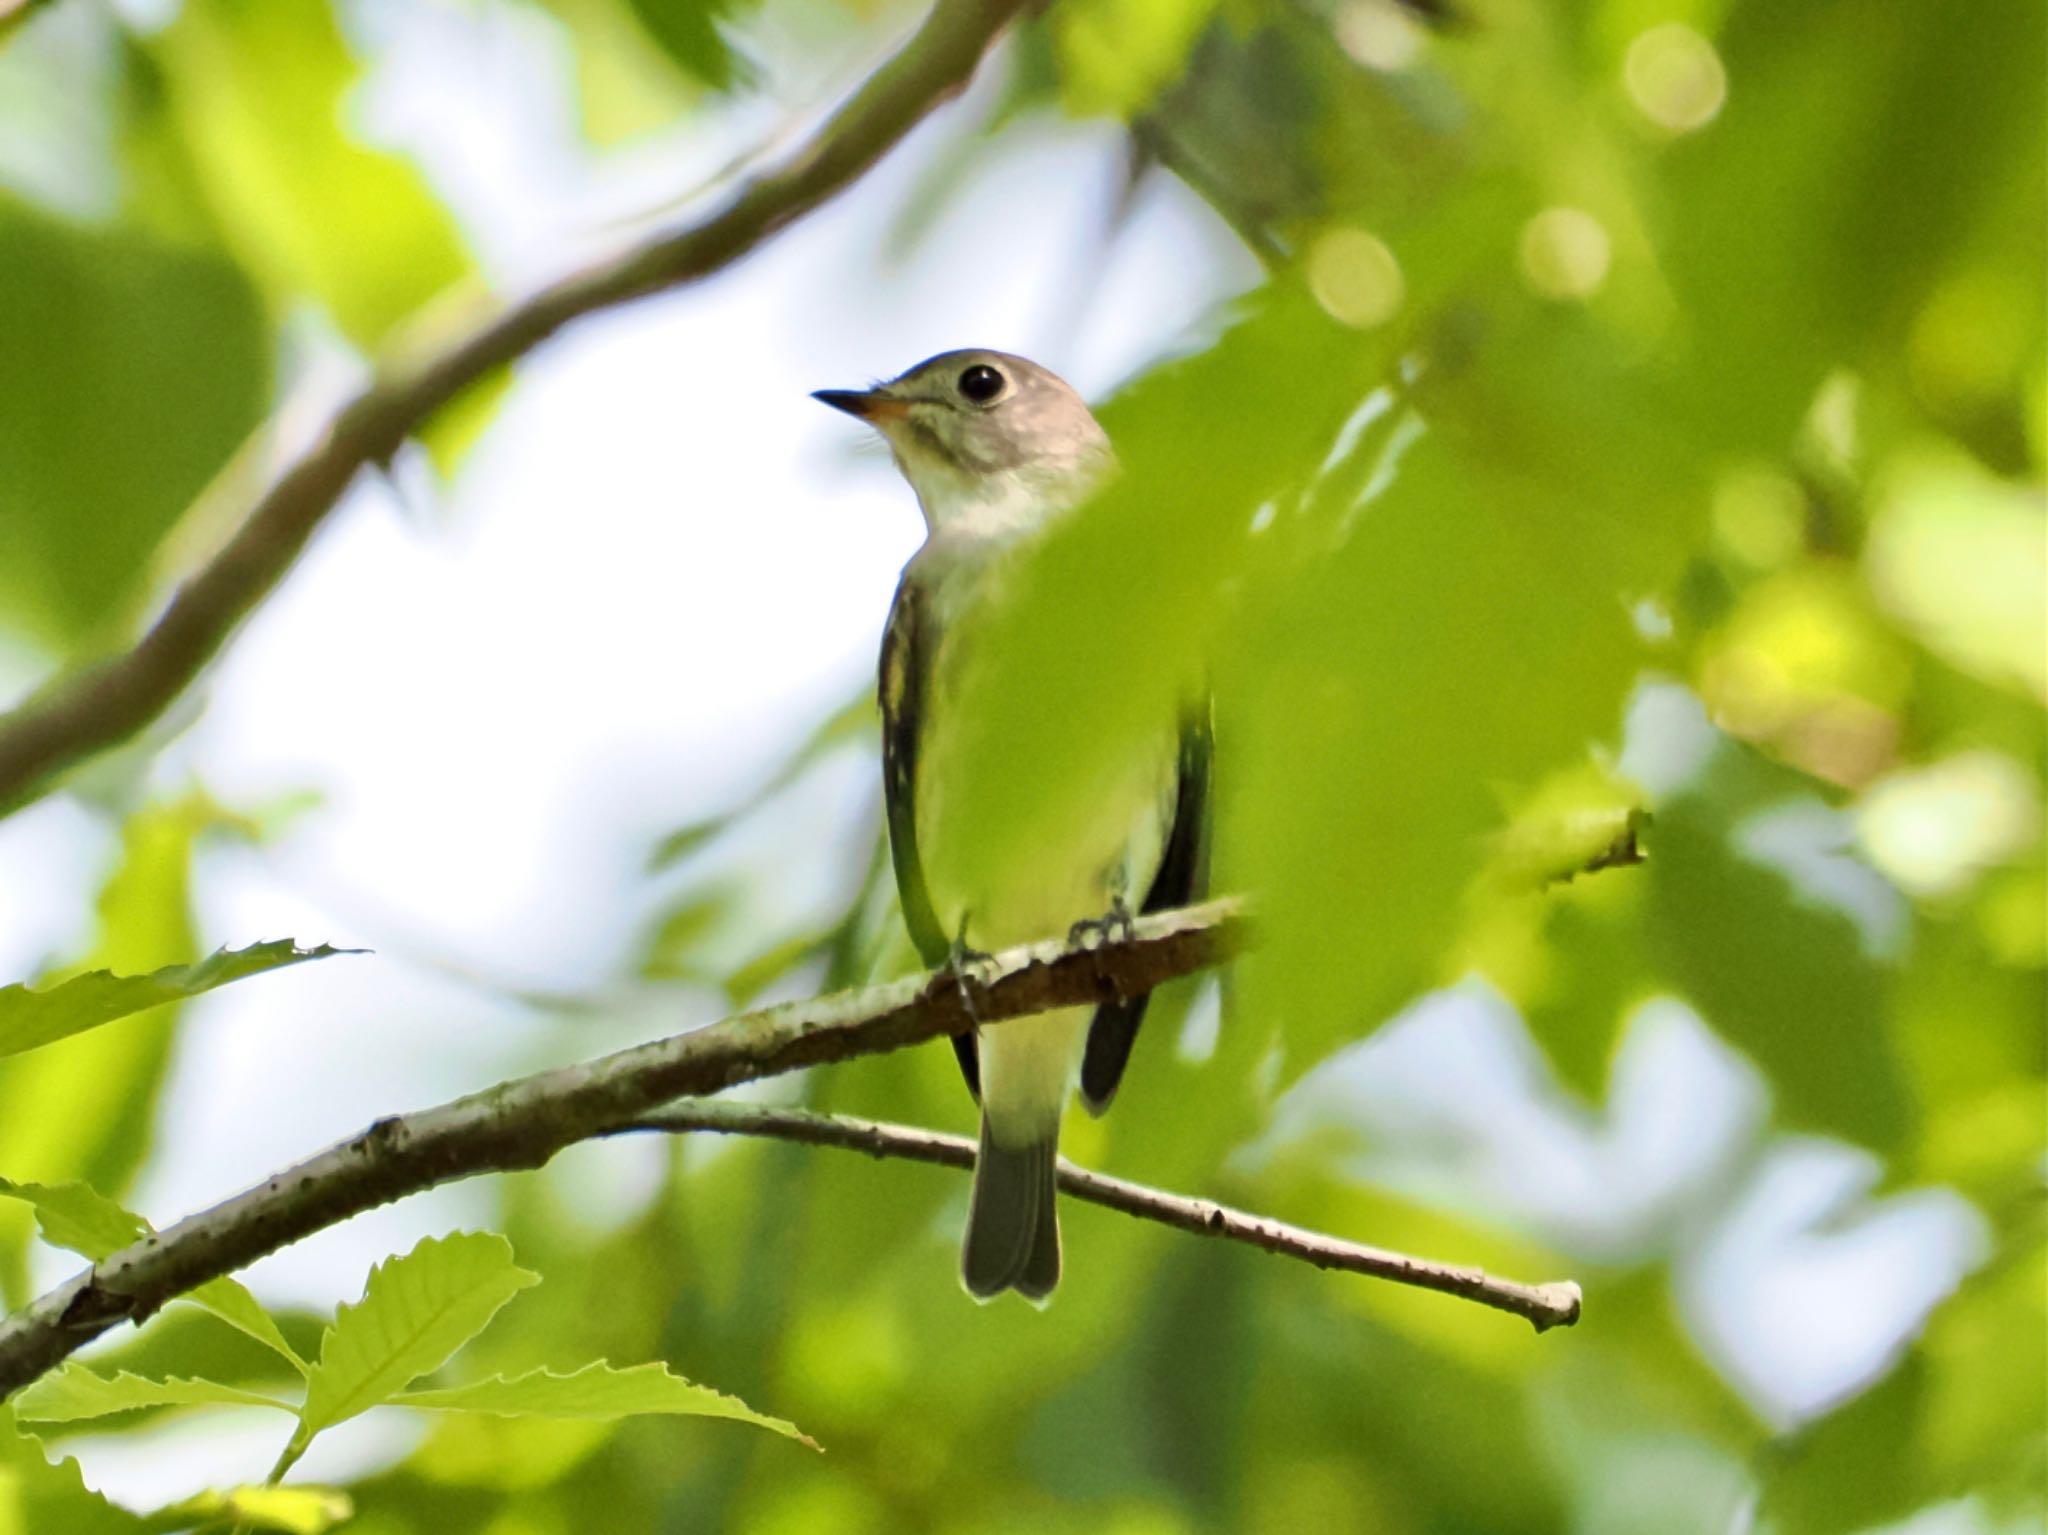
[621,1099,1582,1331]
[0,897,1247,1402]
[0,0,1037,821]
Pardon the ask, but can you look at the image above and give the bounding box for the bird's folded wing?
[879,572,981,1097]
[1082,699,1215,1112]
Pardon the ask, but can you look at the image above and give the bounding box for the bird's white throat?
[901,454,1108,542]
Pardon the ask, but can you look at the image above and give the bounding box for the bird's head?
[814,349,1111,535]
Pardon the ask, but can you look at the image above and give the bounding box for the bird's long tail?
[961,1116,1060,1302]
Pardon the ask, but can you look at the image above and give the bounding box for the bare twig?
[0,0,1037,820]
[622,1098,1582,1331]
[0,897,1246,1401]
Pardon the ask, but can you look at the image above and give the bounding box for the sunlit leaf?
[0,941,361,1061]
[1054,0,1221,119]
[297,1233,539,1442]
[145,0,469,345]
[416,362,515,486]
[393,1360,813,1447]
[137,1485,352,1535]
[11,1363,291,1423]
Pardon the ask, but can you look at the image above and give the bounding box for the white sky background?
[0,0,1989,1508]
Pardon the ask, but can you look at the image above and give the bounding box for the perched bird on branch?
[815,350,1210,1302]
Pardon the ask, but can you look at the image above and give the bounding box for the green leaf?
[296,1233,539,1442]
[145,0,470,345]
[0,1178,307,1371]
[183,1277,309,1375]
[1230,428,1652,1073]
[0,1176,142,1258]
[0,193,268,645]
[0,941,362,1060]
[11,1363,291,1423]
[622,0,758,93]
[139,1485,351,1535]
[1054,0,1221,119]
[393,1360,815,1447]
[1646,792,1911,1149]
[416,362,514,485]
[0,1407,148,1533]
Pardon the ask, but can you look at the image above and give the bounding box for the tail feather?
[961,1119,1060,1303]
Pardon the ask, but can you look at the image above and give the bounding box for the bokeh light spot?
[1336,0,1424,71]
[1518,206,1612,300]
[1307,228,1404,329]
[1858,751,2040,900]
[1624,23,1727,133]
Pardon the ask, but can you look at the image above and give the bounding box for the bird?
[814,349,1210,1302]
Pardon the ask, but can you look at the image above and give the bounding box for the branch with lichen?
[0,892,1592,1403]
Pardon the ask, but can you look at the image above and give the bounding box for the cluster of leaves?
[0,0,2039,1531]
[1,1212,802,1532]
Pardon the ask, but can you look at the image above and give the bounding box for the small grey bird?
[815,349,1210,1302]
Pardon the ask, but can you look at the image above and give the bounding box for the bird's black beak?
[811,388,906,422]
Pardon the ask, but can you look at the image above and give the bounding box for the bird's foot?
[946,924,998,1023]
[1068,897,1137,953]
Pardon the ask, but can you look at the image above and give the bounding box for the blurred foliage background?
[0,0,2042,1531]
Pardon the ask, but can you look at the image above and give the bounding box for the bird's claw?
[1068,898,1136,953]
[946,930,997,1023]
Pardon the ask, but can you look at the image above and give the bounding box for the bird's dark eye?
[958,364,1006,403]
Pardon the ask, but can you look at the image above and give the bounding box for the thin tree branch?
[0,897,1247,1402]
[0,0,1037,821]
[620,1098,1582,1331]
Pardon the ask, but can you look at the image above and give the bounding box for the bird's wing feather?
[879,572,981,1098]
[1081,699,1214,1112]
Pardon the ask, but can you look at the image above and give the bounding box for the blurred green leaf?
[0,194,267,646]
[145,0,469,345]
[0,940,361,1061]
[12,1363,292,1423]
[296,1233,539,1445]
[0,1406,146,1533]
[138,1484,352,1535]
[1662,0,2046,448]
[529,0,703,144]
[416,363,514,486]
[1232,424,1651,1073]
[1646,791,1911,1149]
[1055,0,1221,119]
[623,0,758,93]
[722,931,827,1007]
[393,1360,813,1447]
